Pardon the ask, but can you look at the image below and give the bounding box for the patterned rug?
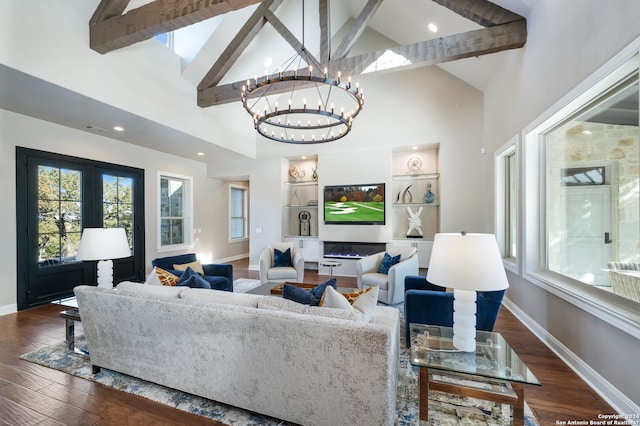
[233,278,262,294]
[21,335,538,425]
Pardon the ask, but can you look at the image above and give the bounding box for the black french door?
[16,147,145,310]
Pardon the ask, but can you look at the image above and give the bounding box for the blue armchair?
[404,275,505,347]
[151,253,233,292]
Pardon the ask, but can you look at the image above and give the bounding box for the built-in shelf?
[284,181,318,186]
[392,203,440,207]
[392,172,440,180]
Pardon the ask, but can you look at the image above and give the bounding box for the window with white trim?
[229,185,248,241]
[495,138,518,265]
[158,173,192,249]
[525,52,639,306]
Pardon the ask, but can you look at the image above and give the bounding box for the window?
[37,166,82,266]
[229,185,248,240]
[524,52,639,309]
[495,136,518,267]
[103,175,134,249]
[159,173,192,248]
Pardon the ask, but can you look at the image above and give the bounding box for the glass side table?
[409,323,540,426]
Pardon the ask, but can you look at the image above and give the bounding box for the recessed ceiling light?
[428,23,438,33]
[113,126,124,132]
[197,152,205,156]
[582,130,592,135]
[301,156,307,160]
[412,146,418,150]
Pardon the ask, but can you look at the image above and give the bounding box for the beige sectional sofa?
[74,282,400,426]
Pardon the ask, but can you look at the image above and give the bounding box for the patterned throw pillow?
[173,260,205,275]
[319,285,372,306]
[273,247,292,267]
[377,252,401,274]
[155,267,179,286]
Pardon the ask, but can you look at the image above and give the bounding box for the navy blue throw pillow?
[377,252,401,274]
[283,278,337,306]
[273,248,292,267]
[177,267,212,289]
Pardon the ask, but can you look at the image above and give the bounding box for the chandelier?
[240,3,364,144]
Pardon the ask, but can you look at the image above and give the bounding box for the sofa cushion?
[258,297,360,321]
[268,267,297,280]
[173,259,205,275]
[377,252,400,274]
[154,267,179,286]
[180,288,262,308]
[116,281,184,298]
[177,267,212,289]
[362,272,389,290]
[321,285,379,323]
[282,278,336,306]
[273,247,292,267]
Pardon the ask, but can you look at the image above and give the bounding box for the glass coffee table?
[409,323,540,426]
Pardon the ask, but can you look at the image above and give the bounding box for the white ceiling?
[0,0,533,163]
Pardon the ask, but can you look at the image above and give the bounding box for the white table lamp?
[426,232,509,352]
[76,228,131,289]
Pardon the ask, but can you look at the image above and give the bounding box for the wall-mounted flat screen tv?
[323,183,385,225]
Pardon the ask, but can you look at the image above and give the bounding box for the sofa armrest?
[404,275,446,292]
[202,263,233,283]
[292,249,305,282]
[404,289,454,346]
[259,249,271,284]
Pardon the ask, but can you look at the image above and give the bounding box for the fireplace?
[323,241,386,259]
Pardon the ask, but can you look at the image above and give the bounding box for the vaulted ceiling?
[1,0,534,163]
[90,0,527,108]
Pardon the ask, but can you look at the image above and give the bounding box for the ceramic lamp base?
[97,259,114,289]
[452,289,477,352]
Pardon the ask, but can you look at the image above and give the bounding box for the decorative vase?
[424,183,436,204]
[312,166,318,181]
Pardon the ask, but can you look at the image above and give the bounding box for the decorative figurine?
[424,183,436,204]
[406,207,423,237]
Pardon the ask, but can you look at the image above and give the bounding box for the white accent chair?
[259,242,305,284]
[356,245,419,305]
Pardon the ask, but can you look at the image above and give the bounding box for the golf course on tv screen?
[323,183,385,225]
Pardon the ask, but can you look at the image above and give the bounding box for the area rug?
[232,278,262,293]
[21,337,538,425]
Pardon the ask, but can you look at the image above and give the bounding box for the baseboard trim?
[0,303,17,317]
[502,297,639,416]
[214,253,249,264]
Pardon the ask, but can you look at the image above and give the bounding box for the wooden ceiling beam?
[319,0,331,63]
[333,0,384,59]
[263,9,321,70]
[432,0,525,27]
[198,0,284,91]
[198,19,526,107]
[90,0,131,26]
[90,0,265,54]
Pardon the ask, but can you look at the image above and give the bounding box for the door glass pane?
[103,175,134,251]
[37,166,82,267]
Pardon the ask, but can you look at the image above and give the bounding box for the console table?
[409,323,540,425]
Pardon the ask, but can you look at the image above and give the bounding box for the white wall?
[0,109,243,313]
[484,0,640,412]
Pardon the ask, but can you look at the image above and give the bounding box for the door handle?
[604,232,613,244]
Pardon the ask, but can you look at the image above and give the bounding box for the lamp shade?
[76,228,131,261]
[426,233,509,292]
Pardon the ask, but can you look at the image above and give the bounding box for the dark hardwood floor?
[0,258,614,425]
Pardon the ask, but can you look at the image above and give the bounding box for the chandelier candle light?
[240,1,364,144]
[76,228,131,289]
[426,232,509,352]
